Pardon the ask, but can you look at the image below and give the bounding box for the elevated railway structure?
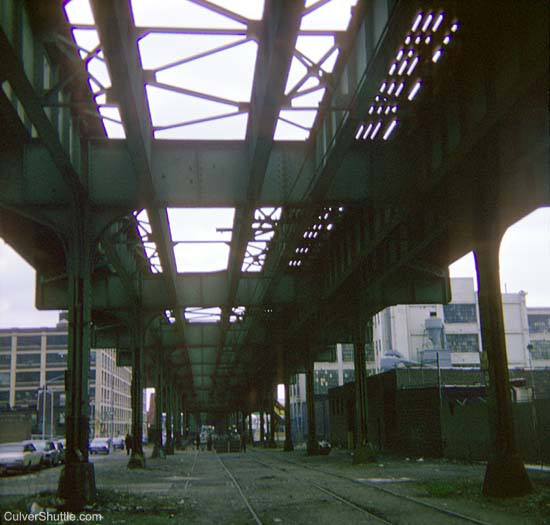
[0,0,547,509]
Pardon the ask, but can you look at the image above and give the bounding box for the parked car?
[55,440,66,463]
[89,437,112,455]
[112,436,124,450]
[0,442,42,474]
[22,440,60,467]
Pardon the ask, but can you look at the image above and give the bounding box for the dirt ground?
[0,445,548,524]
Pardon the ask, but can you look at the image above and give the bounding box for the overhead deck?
[1,0,548,412]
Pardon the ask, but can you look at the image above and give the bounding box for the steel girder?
[212,0,305,397]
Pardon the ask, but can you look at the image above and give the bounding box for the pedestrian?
[207,434,212,451]
[240,432,246,453]
[195,433,200,451]
[125,433,132,456]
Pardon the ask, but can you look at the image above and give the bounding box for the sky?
[0,1,548,328]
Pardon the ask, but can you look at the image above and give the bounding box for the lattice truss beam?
[0,0,547,410]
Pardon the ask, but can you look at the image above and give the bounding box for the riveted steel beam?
[214,0,305,395]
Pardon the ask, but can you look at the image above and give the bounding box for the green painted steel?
[0,0,548,417]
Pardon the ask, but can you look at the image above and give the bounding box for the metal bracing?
[0,0,548,465]
[212,0,305,398]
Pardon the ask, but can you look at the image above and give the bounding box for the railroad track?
[182,450,199,495]
[250,455,391,523]
[216,453,263,525]
[250,450,489,525]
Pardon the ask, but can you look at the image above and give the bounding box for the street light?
[39,374,65,439]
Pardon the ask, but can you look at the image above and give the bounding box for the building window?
[343,369,355,383]
[90,351,96,365]
[46,334,67,348]
[46,352,67,366]
[0,390,9,404]
[15,389,38,405]
[530,340,550,360]
[443,304,477,323]
[341,344,354,362]
[0,354,10,368]
[318,345,337,362]
[46,371,65,384]
[0,372,10,387]
[314,370,338,394]
[447,333,480,353]
[16,335,41,348]
[16,371,40,384]
[17,353,41,368]
[528,314,550,333]
[0,336,11,350]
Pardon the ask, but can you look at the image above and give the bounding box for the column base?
[352,444,377,465]
[283,439,294,452]
[151,445,166,459]
[307,439,319,456]
[483,453,532,497]
[57,462,96,511]
[127,452,146,469]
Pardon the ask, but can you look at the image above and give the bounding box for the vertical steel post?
[352,318,376,463]
[283,350,294,451]
[248,412,253,445]
[151,354,165,458]
[174,390,182,449]
[57,203,96,509]
[305,342,319,455]
[165,383,174,454]
[269,385,276,447]
[259,410,265,445]
[475,236,532,496]
[128,316,145,468]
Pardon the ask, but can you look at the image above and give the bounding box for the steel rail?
[182,450,200,496]
[252,451,489,525]
[216,454,263,525]
[250,455,391,523]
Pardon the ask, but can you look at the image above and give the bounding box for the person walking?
[195,433,200,451]
[125,433,132,456]
[240,432,246,453]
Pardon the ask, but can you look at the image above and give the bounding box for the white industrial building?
[289,278,550,442]
[0,315,140,438]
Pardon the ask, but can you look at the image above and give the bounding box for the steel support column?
[248,412,254,445]
[174,391,182,449]
[259,410,265,446]
[128,316,145,468]
[352,318,376,463]
[269,385,276,447]
[305,342,319,455]
[165,383,174,455]
[151,356,165,458]
[57,203,96,509]
[283,351,294,452]
[475,236,532,496]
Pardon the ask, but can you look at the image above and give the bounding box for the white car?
[22,440,60,467]
[89,437,112,455]
[0,442,42,474]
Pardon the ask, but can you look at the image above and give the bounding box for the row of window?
[531,340,550,360]
[443,304,477,323]
[0,334,68,349]
[528,315,550,334]
[0,350,98,368]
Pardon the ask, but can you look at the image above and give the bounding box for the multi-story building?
[289,343,361,443]
[527,308,550,367]
[289,278,549,443]
[373,277,544,370]
[0,318,133,438]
